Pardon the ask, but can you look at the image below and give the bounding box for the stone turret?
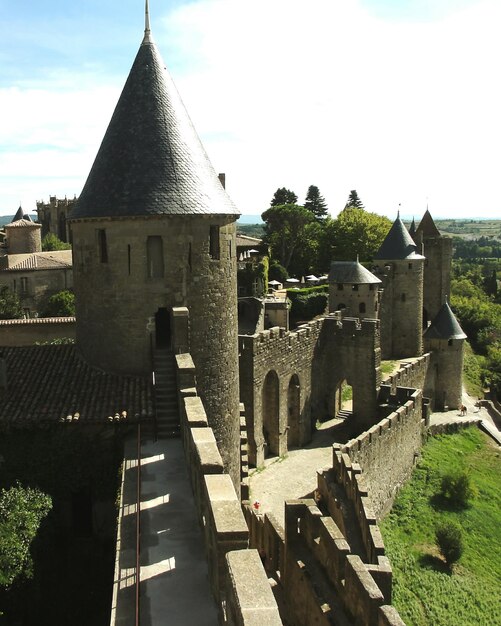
[414,209,452,326]
[373,214,425,358]
[69,3,241,486]
[423,300,466,410]
[5,208,42,255]
[328,258,381,318]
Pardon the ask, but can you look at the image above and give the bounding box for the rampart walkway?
[112,437,218,626]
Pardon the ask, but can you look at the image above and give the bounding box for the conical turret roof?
[71,16,239,220]
[416,209,441,238]
[375,215,425,260]
[328,260,381,284]
[424,300,466,340]
[13,206,24,222]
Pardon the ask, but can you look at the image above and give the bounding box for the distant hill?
[0,214,37,226]
[237,214,262,225]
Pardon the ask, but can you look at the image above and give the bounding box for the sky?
[0,0,500,220]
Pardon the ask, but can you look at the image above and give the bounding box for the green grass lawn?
[380,427,501,626]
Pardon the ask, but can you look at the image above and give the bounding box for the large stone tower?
[423,300,466,410]
[69,3,241,484]
[373,214,425,359]
[414,209,452,326]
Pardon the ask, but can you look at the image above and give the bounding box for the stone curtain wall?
[342,388,425,518]
[239,315,382,467]
[0,317,76,346]
[239,320,323,466]
[381,354,430,395]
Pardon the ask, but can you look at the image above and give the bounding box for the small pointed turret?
[423,300,466,340]
[375,214,424,260]
[416,209,441,238]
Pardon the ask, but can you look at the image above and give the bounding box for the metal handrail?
[135,423,141,626]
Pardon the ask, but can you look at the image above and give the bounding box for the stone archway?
[262,370,280,456]
[287,374,300,448]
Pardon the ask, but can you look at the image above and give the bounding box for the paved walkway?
[112,437,218,626]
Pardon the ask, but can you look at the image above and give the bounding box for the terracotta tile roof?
[71,36,239,220]
[0,317,75,325]
[3,251,72,271]
[5,218,40,229]
[0,345,153,424]
[236,234,262,247]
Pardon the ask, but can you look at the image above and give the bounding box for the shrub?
[440,471,476,508]
[41,290,75,317]
[435,521,463,566]
[41,233,71,251]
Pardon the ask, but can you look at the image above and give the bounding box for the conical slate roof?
[416,209,441,238]
[424,301,466,340]
[71,26,239,220]
[375,215,425,260]
[328,260,381,284]
[13,206,24,222]
[409,217,416,238]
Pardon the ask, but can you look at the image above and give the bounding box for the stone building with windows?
[0,207,72,316]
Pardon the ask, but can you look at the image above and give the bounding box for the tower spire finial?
[143,0,151,42]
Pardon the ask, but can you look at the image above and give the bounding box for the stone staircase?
[336,409,352,421]
[153,349,180,438]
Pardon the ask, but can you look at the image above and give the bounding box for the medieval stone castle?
[0,3,470,625]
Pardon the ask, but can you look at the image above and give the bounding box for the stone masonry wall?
[239,315,382,467]
[342,388,425,518]
[0,317,76,346]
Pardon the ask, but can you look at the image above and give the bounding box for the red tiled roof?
[0,345,153,424]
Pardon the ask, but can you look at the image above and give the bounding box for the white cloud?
[0,0,500,219]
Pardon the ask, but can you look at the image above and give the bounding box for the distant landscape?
[238,218,501,241]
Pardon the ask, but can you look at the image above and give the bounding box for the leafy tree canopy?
[304,185,328,220]
[261,204,315,271]
[41,290,75,317]
[0,484,52,587]
[41,233,71,251]
[319,207,391,264]
[0,286,23,320]
[344,189,364,210]
[270,187,298,207]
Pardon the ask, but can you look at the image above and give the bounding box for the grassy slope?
[380,427,501,626]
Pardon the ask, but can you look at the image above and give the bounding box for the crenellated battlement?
[382,354,430,394]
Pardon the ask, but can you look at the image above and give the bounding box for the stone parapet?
[381,354,430,395]
[225,549,283,626]
[0,317,76,346]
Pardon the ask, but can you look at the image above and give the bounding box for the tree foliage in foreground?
[0,484,52,587]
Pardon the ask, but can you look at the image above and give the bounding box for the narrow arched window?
[147,236,164,278]
[359,302,366,314]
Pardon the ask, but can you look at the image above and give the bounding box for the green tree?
[0,484,52,587]
[261,204,316,271]
[41,233,71,251]
[344,189,364,209]
[270,187,298,207]
[0,286,23,319]
[435,521,463,567]
[41,290,75,317]
[319,207,391,265]
[440,472,476,508]
[304,185,328,220]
